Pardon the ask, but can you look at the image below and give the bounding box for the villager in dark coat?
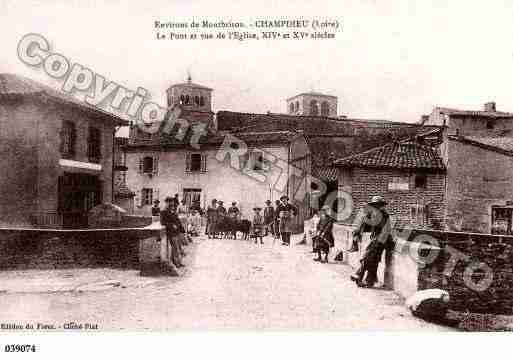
[350,196,393,288]
[263,200,275,236]
[151,200,161,217]
[274,200,281,239]
[160,198,185,268]
[313,206,335,263]
[206,199,218,238]
[276,195,298,246]
[228,202,240,218]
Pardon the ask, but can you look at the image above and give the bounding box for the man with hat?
[350,195,393,287]
[160,196,185,268]
[228,201,240,218]
[274,199,281,240]
[151,200,161,217]
[276,195,298,246]
[263,200,275,237]
[313,205,335,263]
[252,207,264,244]
[206,199,218,239]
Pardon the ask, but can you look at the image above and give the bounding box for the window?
[141,188,153,206]
[186,153,207,172]
[183,188,201,208]
[180,95,185,104]
[200,96,205,106]
[310,100,319,116]
[295,101,299,112]
[139,156,159,176]
[487,120,495,129]
[410,204,428,227]
[321,101,330,116]
[415,173,427,189]
[87,127,102,163]
[195,96,200,106]
[60,121,76,158]
[249,150,266,171]
[492,207,513,234]
[290,102,294,113]
[185,95,190,105]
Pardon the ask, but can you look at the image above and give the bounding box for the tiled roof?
[435,106,513,119]
[466,136,513,152]
[334,141,445,171]
[448,135,513,156]
[312,166,338,182]
[0,73,127,125]
[217,110,429,136]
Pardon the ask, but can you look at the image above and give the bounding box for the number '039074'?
[4,344,37,352]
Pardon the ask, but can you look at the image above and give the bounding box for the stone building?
[0,73,127,228]
[421,101,513,137]
[334,138,447,229]
[286,91,338,117]
[113,137,135,213]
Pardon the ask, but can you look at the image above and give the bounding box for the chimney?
[484,102,496,112]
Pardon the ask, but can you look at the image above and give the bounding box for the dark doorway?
[58,173,103,228]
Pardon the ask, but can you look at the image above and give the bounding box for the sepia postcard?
[1,0,513,356]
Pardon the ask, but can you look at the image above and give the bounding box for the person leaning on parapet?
[263,200,275,237]
[160,197,185,268]
[350,195,394,288]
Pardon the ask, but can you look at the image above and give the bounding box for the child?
[188,209,202,237]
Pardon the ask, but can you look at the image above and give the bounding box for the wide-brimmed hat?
[164,196,173,203]
[280,195,289,201]
[265,200,272,204]
[154,200,160,204]
[211,198,217,203]
[369,195,387,205]
[253,207,262,211]
[232,201,237,205]
[218,200,224,204]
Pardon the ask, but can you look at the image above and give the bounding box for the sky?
[2,0,513,126]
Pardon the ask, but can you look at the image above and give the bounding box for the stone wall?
[0,228,160,270]
[328,222,513,315]
[445,138,513,233]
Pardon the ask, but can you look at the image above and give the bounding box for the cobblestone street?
[0,236,451,330]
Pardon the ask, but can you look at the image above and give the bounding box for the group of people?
[204,195,298,246]
[306,195,393,289]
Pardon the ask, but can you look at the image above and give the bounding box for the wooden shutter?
[153,156,159,176]
[185,153,191,172]
[201,154,207,172]
[138,158,143,174]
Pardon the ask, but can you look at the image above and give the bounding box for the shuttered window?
[139,156,159,176]
[87,127,102,163]
[60,121,76,158]
[186,153,207,173]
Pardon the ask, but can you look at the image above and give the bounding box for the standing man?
[177,199,191,244]
[228,201,240,218]
[276,195,298,246]
[350,196,393,288]
[263,200,275,237]
[252,207,264,244]
[206,199,218,239]
[274,200,281,240]
[151,200,161,217]
[160,197,185,268]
